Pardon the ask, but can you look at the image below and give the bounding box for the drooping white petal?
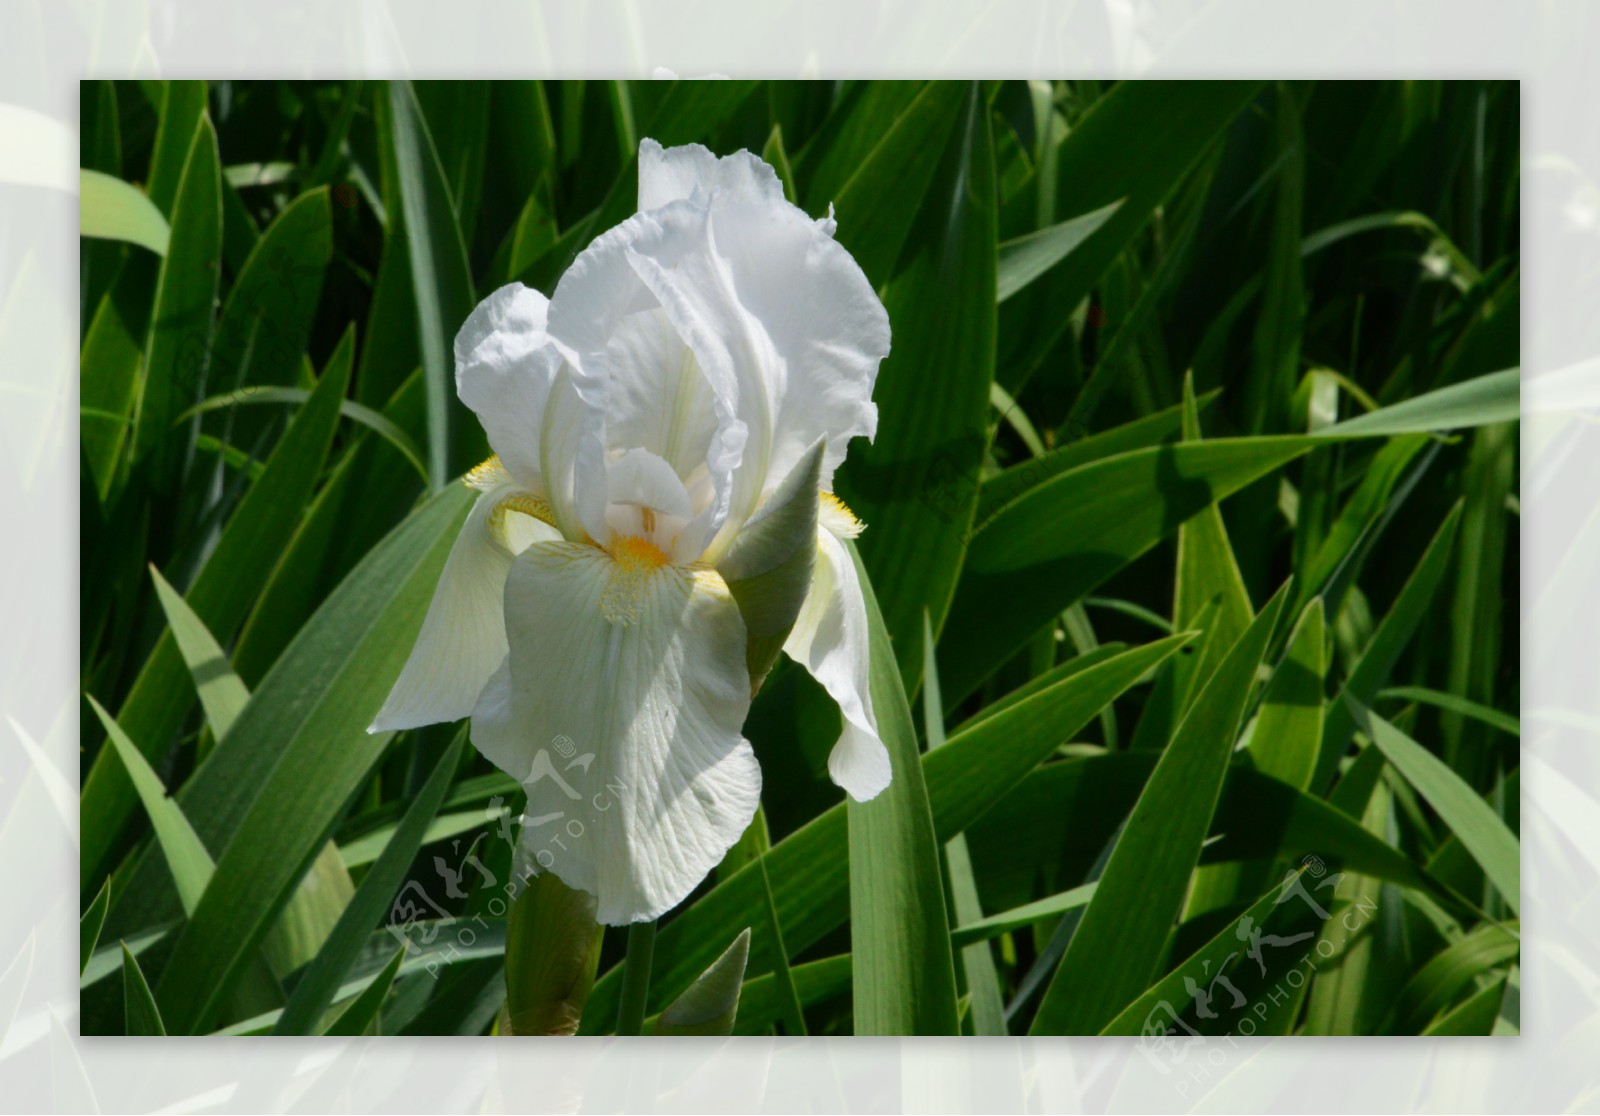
[782,522,891,801]
[370,473,560,732]
[472,541,761,925]
[637,139,784,212]
[454,283,607,542]
[624,192,890,560]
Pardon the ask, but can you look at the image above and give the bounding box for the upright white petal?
[370,473,559,732]
[624,190,890,558]
[472,541,761,925]
[782,523,891,801]
[546,209,745,557]
[455,282,607,541]
[637,139,783,212]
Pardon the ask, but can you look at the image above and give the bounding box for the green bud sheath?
[503,872,604,1036]
[717,439,825,694]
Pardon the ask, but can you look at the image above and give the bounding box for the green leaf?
[148,565,249,741]
[1318,368,1519,437]
[1420,973,1509,1036]
[1243,82,1306,435]
[996,199,1122,302]
[1349,700,1520,915]
[1045,80,1264,416]
[1293,434,1431,622]
[85,696,214,916]
[321,947,407,1037]
[727,955,852,1036]
[260,842,356,981]
[966,755,1440,917]
[1380,686,1520,738]
[922,612,1005,1035]
[1172,376,1255,690]
[1248,598,1326,790]
[1313,503,1462,792]
[129,113,221,488]
[79,276,151,500]
[1030,584,1290,1034]
[386,80,477,490]
[144,82,207,217]
[847,549,959,1035]
[81,342,352,892]
[950,883,1097,950]
[838,82,996,687]
[579,634,1189,1032]
[274,727,465,1033]
[800,82,963,287]
[942,437,1315,704]
[203,189,332,401]
[180,385,429,483]
[1381,921,1519,1034]
[973,393,1219,527]
[652,929,751,1036]
[80,881,110,976]
[121,943,167,1036]
[80,169,169,256]
[1099,867,1315,1036]
[149,483,473,1034]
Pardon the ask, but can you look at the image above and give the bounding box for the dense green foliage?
[79,79,1519,1036]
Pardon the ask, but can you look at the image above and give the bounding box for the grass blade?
[922,612,1006,1035]
[1349,699,1520,915]
[847,548,959,1035]
[996,199,1122,302]
[79,169,169,256]
[1248,598,1326,790]
[1318,368,1519,437]
[150,483,473,1034]
[121,943,167,1036]
[80,882,110,976]
[1380,686,1520,738]
[386,80,476,491]
[1313,503,1463,791]
[148,564,249,742]
[85,696,214,915]
[950,883,1097,950]
[942,437,1314,704]
[1030,584,1290,1033]
[840,81,996,687]
[81,342,353,892]
[321,947,407,1036]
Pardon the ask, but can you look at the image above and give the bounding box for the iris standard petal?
[625,191,890,560]
[545,208,745,558]
[454,282,608,541]
[637,138,785,212]
[471,540,762,925]
[781,520,891,802]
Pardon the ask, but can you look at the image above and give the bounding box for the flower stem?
[615,919,657,1035]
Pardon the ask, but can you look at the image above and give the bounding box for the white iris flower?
[372,139,893,925]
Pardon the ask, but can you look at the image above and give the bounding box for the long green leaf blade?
[274,729,467,1035]
[79,169,169,256]
[847,550,959,1036]
[1030,585,1290,1033]
[1350,700,1520,915]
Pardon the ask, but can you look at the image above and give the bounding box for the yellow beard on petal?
[819,490,865,538]
[601,535,673,625]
